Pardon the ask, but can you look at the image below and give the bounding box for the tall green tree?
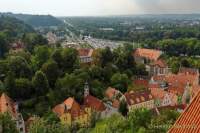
[51,49,63,68]
[41,60,59,87]
[111,73,129,93]
[4,71,15,97]
[119,100,128,116]
[0,32,9,58]
[61,48,79,72]
[22,33,48,52]
[0,113,19,133]
[99,47,113,67]
[32,46,51,70]
[8,56,32,78]
[32,71,49,97]
[15,78,32,99]
[128,108,152,132]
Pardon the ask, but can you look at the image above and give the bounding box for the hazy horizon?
[0,0,200,16]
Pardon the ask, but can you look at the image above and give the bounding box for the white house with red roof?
[124,90,154,111]
[78,49,94,64]
[149,59,170,76]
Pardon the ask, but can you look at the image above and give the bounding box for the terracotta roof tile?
[133,79,149,88]
[150,87,167,100]
[78,49,93,57]
[191,85,200,98]
[168,91,200,133]
[153,73,199,95]
[53,97,85,119]
[150,59,168,68]
[84,95,106,112]
[125,91,154,106]
[133,48,162,61]
[0,93,17,118]
[179,67,199,76]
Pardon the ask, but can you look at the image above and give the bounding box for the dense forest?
[0,13,64,27]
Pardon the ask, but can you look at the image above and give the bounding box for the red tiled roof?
[53,97,86,119]
[133,48,162,61]
[78,49,93,57]
[191,85,200,98]
[179,67,199,76]
[157,104,186,112]
[150,87,167,100]
[133,79,149,88]
[148,83,161,88]
[153,73,199,95]
[168,91,200,133]
[84,95,106,112]
[150,59,168,68]
[125,91,154,106]
[0,93,17,118]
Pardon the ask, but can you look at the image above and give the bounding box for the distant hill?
[0,16,35,38]
[0,12,63,27]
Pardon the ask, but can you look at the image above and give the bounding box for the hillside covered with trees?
[0,12,64,27]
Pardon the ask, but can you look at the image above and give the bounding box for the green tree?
[42,110,60,125]
[8,50,32,63]
[149,109,180,133]
[61,48,79,72]
[22,33,48,52]
[0,60,8,80]
[119,100,128,116]
[41,60,59,87]
[29,118,70,133]
[0,81,5,94]
[128,108,152,132]
[4,71,15,97]
[32,46,51,70]
[99,47,113,67]
[55,73,84,102]
[111,73,129,93]
[8,56,32,78]
[32,71,49,97]
[91,114,129,133]
[0,113,19,133]
[15,78,32,99]
[51,49,63,68]
[0,32,9,58]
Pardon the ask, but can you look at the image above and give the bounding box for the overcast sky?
[0,0,200,16]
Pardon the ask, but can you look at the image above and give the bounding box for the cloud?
[135,0,200,14]
[0,0,199,16]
